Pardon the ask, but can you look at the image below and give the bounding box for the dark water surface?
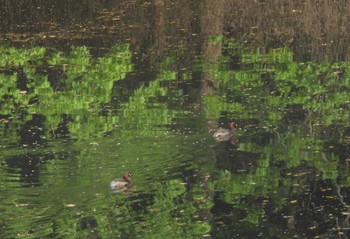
[1,1,350,238]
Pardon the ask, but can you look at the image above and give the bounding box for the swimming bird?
[213,122,238,142]
[110,171,132,191]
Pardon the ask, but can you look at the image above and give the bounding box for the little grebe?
[213,122,238,142]
[110,171,132,191]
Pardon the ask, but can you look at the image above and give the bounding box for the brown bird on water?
[110,171,132,191]
[213,122,238,142]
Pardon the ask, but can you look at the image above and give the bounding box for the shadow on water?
[1,1,350,239]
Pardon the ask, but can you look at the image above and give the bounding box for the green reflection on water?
[1,40,350,238]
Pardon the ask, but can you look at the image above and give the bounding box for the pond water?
[1,1,350,239]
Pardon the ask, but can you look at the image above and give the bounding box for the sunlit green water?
[1,42,350,239]
[1,131,215,238]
